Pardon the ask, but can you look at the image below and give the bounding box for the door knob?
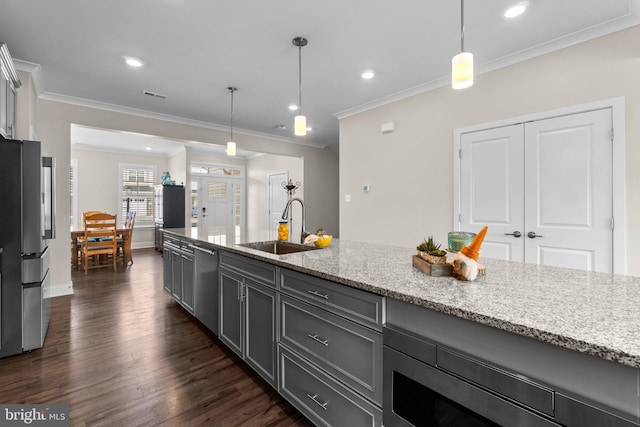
[527,231,544,239]
[504,231,522,238]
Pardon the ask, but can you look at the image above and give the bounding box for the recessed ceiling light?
[504,4,526,18]
[123,56,144,67]
[288,104,299,111]
[306,127,312,132]
[361,70,375,79]
[145,147,152,151]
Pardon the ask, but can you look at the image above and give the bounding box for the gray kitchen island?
[161,226,640,427]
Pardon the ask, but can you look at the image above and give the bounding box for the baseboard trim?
[51,282,74,297]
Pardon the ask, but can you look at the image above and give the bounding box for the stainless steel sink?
[239,240,320,255]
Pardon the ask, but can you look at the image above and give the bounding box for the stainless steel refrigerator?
[0,136,55,358]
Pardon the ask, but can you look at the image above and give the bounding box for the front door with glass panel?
[199,177,237,227]
[191,164,244,228]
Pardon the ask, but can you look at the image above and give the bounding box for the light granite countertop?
[163,226,640,368]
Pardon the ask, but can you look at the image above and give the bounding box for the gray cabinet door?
[163,248,172,294]
[181,254,194,314]
[171,250,182,301]
[219,267,243,356]
[245,278,277,387]
[182,255,195,314]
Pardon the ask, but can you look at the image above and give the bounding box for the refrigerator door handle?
[42,156,56,240]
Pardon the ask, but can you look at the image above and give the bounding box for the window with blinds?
[208,181,227,198]
[234,183,241,226]
[119,164,156,226]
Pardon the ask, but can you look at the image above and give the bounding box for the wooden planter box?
[412,255,453,277]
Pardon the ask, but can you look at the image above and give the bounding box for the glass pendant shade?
[452,51,474,89]
[294,115,307,136]
[293,37,308,138]
[226,86,238,156]
[226,141,236,156]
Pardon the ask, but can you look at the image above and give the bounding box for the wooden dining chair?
[81,212,118,272]
[72,211,106,270]
[117,211,136,266]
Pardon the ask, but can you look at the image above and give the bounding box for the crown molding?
[13,59,328,149]
[71,142,179,158]
[14,60,45,95]
[40,91,328,148]
[335,13,640,120]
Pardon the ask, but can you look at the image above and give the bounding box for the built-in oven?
[383,325,561,427]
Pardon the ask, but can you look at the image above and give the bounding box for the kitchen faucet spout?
[281,198,309,244]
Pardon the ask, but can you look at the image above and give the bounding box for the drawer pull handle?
[306,393,328,410]
[307,334,329,346]
[307,290,329,300]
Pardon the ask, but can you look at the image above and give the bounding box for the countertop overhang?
[162,226,640,368]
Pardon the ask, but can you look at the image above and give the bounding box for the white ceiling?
[1,1,638,152]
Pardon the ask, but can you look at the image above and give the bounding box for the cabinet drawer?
[279,346,382,427]
[280,294,382,404]
[220,251,277,288]
[280,268,383,330]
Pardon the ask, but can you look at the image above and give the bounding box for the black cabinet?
[154,185,185,250]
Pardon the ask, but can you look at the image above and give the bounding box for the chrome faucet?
[281,198,310,244]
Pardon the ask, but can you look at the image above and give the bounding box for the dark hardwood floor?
[0,248,313,426]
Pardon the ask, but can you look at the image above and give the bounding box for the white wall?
[32,98,338,296]
[339,24,640,275]
[70,147,169,249]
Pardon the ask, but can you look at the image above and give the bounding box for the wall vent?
[142,90,167,99]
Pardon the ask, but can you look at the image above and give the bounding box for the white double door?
[459,108,613,273]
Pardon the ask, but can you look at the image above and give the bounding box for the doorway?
[192,164,244,228]
[268,172,288,240]
[454,101,625,274]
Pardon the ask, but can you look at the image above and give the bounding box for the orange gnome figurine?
[453,226,488,281]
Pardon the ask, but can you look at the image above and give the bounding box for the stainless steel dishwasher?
[192,245,219,335]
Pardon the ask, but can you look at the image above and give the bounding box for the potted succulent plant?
[416,236,447,265]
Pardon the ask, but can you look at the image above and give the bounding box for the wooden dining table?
[71,226,132,270]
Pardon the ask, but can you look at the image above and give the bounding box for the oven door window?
[393,371,499,427]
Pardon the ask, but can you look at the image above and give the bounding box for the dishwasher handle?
[190,245,216,256]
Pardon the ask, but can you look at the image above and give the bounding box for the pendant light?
[452,0,474,89]
[226,87,237,156]
[292,37,308,136]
